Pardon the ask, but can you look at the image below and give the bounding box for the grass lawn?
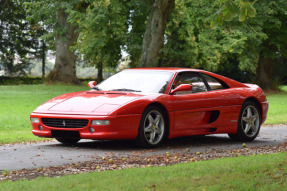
[281,86,287,91]
[0,84,286,144]
[264,86,287,125]
[0,85,88,144]
[0,152,286,190]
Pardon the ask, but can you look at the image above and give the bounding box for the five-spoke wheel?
[136,106,167,147]
[241,105,260,137]
[229,101,261,141]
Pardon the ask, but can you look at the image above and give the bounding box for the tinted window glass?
[202,74,225,90]
[173,72,207,94]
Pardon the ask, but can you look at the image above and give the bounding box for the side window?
[202,74,227,90]
[173,72,207,94]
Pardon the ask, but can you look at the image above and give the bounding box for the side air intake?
[209,110,220,123]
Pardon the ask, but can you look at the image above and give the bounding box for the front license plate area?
[51,130,80,139]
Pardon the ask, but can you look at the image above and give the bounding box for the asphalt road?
[1,125,286,171]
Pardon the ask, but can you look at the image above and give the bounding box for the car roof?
[126,67,202,73]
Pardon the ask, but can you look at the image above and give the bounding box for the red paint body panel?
[31,113,141,139]
[30,68,268,141]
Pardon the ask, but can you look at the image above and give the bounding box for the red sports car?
[30,68,268,147]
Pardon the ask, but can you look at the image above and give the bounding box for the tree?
[125,0,150,67]
[253,1,287,90]
[215,0,287,90]
[47,8,80,84]
[29,23,49,82]
[159,0,254,71]
[157,0,287,90]
[138,0,256,68]
[140,0,175,67]
[25,1,88,84]
[0,0,40,76]
[69,0,129,83]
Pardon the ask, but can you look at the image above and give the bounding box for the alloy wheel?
[143,110,165,145]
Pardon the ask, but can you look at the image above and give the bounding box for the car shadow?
[50,134,271,152]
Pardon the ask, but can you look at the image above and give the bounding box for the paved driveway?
[1,125,286,171]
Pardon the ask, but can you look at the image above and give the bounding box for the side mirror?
[170,84,192,95]
[88,81,96,88]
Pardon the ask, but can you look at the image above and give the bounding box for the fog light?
[89,127,95,133]
[91,120,110,125]
[31,117,40,123]
[39,125,43,131]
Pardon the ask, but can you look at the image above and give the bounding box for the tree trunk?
[256,53,275,91]
[140,0,175,67]
[41,41,46,83]
[97,62,103,84]
[47,9,80,84]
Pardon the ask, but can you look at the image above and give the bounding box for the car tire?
[228,101,261,141]
[136,106,167,148]
[55,137,80,145]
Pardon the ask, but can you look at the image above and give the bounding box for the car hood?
[33,91,145,115]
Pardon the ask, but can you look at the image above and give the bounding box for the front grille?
[42,118,89,128]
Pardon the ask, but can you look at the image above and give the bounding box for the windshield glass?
[96,70,173,93]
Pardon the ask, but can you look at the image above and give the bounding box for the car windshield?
[96,70,173,93]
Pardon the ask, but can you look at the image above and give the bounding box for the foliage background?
[0,0,287,88]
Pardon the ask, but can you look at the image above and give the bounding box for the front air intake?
[42,118,88,128]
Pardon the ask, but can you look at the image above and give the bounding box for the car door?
[170,72,238,130]
[200,73,241,127]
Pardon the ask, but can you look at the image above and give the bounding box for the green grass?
[0,84,286,144]
[264,86,287,124]
[0,152,286,190]
[280,86,287,92]
[0,84,88,144]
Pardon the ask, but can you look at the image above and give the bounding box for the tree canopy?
[158,0,287,90]
[68,0,129,82]
[1,0,286,89]
[0,0,40,76]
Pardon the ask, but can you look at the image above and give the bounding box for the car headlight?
[31,117,40,123]
[91,120,110,125]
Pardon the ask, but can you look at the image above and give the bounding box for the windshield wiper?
[110,88,141,92]
[92,86,102,91]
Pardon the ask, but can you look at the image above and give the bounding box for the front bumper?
[30,113,141,140]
